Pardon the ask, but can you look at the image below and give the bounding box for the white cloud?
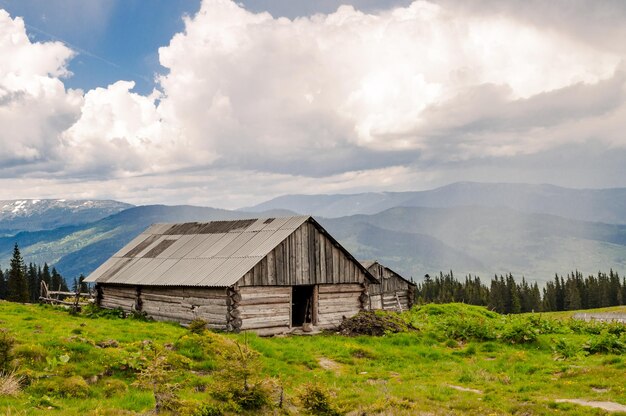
[2,1,626,207]
[0,10,82,168]
[155,0,621,164]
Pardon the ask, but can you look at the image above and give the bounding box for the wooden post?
[395,292,403,312]
[312,285,318,325]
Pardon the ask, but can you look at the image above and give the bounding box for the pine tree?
[27,263,39,303]
[7,244,29,302]
[564,278,582,310]
[50,267,68,292]
[41,263,52,288]
[0,268,6,300]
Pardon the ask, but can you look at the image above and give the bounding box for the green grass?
[0,301,624,415]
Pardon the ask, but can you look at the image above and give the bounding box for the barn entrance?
[291,285,314,327]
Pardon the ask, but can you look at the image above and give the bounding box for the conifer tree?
[7,244,29,302]
[50,267,68,292]
[0,268,6,300]
[27,263,39,302]
[41,263,52,288]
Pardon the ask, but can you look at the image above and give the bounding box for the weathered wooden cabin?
[84,216,378,335]
[362,260,415,311]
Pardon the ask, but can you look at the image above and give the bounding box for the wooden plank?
[314,226,321,284]
[312,285,319,325]
[239,286,290,295]
[250,326,290,336]
[318,292,362,300]
[295,227,302,285]
[238,297,291,306]
[319,233,326,284]
[267,251,275,286]
[301,224,309,284]
[241,315,290,327]
[318,284,362,293]
[319,302,360,311]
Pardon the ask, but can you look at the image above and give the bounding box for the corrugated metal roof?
[85,215,310,287]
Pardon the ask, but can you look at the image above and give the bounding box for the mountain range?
[1,183,625,284]
[243,182,626,224]
[0,199,132,235]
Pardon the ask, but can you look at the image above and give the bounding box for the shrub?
[583,331,626,354]
[552,338,585,360]
[298,383,342,416]
[61,376,91,398]
[193,403,223,416]
[210,336,272,411]
[102,378,128,397]
[188,319,208,334]
[500,319,538,344]
[0,329,15,372]
[133,345,182,413]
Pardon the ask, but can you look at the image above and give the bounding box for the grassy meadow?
[0,301,624,415]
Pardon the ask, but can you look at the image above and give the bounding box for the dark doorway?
[292,285,314,327]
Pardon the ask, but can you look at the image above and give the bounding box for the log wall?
[238,286,291,335]
[141,286,228,328]
[100,285,137,311]
[316,283,363,327]
[239,222,370,287]
[366,263,415,311]
[98,284,229,328]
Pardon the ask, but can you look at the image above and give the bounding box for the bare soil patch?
[555,399,626,412]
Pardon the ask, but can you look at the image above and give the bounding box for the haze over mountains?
[243,182,626,224]
[1,183,625,284]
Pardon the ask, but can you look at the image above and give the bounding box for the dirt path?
[555,399,626,412]
[447,385,483,394]
[318,357,342,373]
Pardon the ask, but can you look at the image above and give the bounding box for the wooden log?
[241,318,290,330]
[250,326,290,336]
[318,284,362,293]
[239,309,290,319]
[238,296,290,306]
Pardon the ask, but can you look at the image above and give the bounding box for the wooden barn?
[362,260,415,311]
[84,216,378,335]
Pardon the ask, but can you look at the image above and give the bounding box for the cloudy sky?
[1,0,625,208]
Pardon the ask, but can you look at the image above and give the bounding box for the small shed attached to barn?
[84,216,378,335]
[362,260,415,311]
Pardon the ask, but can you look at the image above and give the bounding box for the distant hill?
[242,182,626,224]
[1,203,624,284]
[320,206,626,281]
[0,199,133,235]
[0,205,258,278]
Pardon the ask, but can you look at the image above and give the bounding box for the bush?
[0,329,15,372]
[61,376,91,398]
[500,319,538,344]
[298,383,342,416]
[552,338,585,360]
[102,378,128,397]
[188,319,208,334]
[193,403,223,416]
[583,331,626,354]
[210,336,272,411]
